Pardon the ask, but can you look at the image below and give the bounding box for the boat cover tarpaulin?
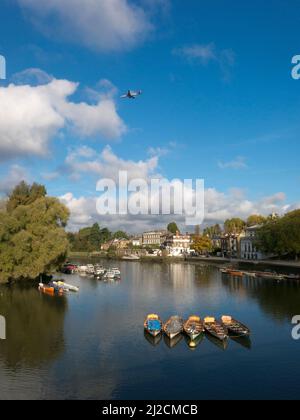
[147,320,161,331]
[167,319,182,333]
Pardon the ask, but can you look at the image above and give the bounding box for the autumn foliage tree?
[0,182,70,284]
[192,235,213,254]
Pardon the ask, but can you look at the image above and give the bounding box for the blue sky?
[0,0,299,232]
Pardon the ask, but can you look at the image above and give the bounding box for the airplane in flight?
[121,90,142,99]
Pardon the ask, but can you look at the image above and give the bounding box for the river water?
[0,260,300,400]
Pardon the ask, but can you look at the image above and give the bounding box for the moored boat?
[163,316,184,339]
[39,283,63,296]
[53,281,79,292]
[243,271,256,278]
[256,271,284,280]
[220,267,231,274]
[204,316,228,341]
[284,274,300,281]
[103,270,117,280]
[183,316,204,341]
[228,270,244,277]
[221,316,250,337]
[144,314,163,337]
[111,267,121,277]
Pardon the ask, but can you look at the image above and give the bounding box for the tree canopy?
[203,224,222,237]
[256,210,300,259]
[192,235,213,254]
[224,218,246,234]
[167,222,179,235]
[68,224,130,252]
[246,214,266,227]
[113,231,129,240]
[0,182,70,284]
[6,181,47,213]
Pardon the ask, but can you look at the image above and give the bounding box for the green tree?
[113,230,129,240]
[6,181,47,213]
[256,210,300,259]
[0,183,70,284]
[246,214,266,227]
[203,224,222,237]
[100,227,112,244]
[68,225,112,252]
[224,218,245,234]
[167,222,179,235]
[89,223,102,249]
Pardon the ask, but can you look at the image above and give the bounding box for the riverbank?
[68,252,300,272]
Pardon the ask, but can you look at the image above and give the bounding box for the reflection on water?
[205,334,229,351]
[0,260,300,400]
[163,333,183,349]
[144,331,162,347]
[184,333,204,350]
[230,335,252,350]
[221,274,300,322]
[0,285,66,367]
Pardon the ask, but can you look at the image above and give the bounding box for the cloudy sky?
[0,0,299,232]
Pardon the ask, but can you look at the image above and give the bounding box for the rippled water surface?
[1,261,300,400]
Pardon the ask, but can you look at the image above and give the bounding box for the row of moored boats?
[220,268,300,281]
[144,314,250,347]
[62,263,121,280]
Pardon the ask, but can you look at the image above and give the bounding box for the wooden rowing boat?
[163,316,184,339]
[183,316,204,340]
[256,272,284,280]
[221,316,250,337]
[228,270,244,277]
[220,268,230,274]
[204,316,228,341]
[243,271,256,278]
[144,314,163,337]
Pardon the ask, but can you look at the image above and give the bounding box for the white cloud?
[174,43,216,64]
[0,75,126,161]
[218,156,248,170]
[0,165,30,194]
[174,42,236,80]
[63,145,159,181]
[60,182,296,233]
[11,68,53,86]
[17,0,158,52]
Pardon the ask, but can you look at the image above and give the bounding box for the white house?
[240,225,268,260]
[165,232,192,257]
[132,237,142,247]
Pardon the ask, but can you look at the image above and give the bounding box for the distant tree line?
[67,224,129,252]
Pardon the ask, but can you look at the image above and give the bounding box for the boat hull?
[163,316,184,340]
[204,320,228,342]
